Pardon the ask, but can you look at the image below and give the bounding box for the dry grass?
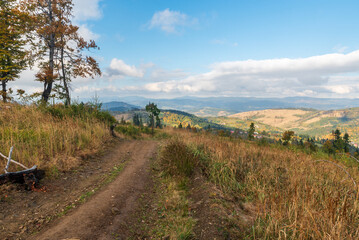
[163,128,359,239]
[229,109,311,129]
[0,103,112,172]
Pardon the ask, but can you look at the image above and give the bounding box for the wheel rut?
[31,140,158,240]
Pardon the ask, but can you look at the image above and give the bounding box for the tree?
[0,0,29,102]
[23,0,100,103]
[343,133,350,153]
[156,115,161,128]
[332,129,344,152]
[282,130,295,146]
[323,140,334,154]
[55,0,100,105]
[178,122,183,129]
[133,113,140,126]
[120,116,126,125]
[145,102,160,134]
[248,122,255,140]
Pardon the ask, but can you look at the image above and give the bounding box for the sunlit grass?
[163,128,359,239]
[0,103,113,172]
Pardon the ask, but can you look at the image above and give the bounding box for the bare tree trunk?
[60,37,71,106]
[42,0,55,103]
[151,115,154,135]
[1,79,7,103]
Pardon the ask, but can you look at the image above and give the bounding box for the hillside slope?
[228,108,359,142]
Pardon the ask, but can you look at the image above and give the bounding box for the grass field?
[160,128,359,239]
[0,103,116,173]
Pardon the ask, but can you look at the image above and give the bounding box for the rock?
[111,207,120,215]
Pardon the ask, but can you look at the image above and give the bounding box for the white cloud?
[211,50,359,77]
[78,24,100,41]
[107,59,145,78]
[148,9,198,34]
[325,85,353,94]
[72,0,103,22]
[124,50,359,97]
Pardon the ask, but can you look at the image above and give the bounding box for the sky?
[13,0,359,100]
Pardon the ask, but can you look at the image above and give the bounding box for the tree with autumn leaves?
[1,0,101,104]
[0,0,30,102]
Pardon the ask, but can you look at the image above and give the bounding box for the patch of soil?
[0,139,158,240]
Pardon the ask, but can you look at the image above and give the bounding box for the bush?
[40,103,117,125]
[115,125,141,137]
[161,140,197,177]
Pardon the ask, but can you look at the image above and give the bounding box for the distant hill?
[222,108,359,143]
[102,101,140,112]
[112,108,233,131]
[115,96,359,116]
[161,110,231,130]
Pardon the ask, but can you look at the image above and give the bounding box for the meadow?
[0,103,116,173]
[160,128,359,239]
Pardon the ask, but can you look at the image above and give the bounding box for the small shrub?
[161,140,197,177]
[115,125,141,137]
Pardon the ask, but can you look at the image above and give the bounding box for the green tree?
[145,102,160,134]
[323,140,334,154]
[132,113,139,126]
[343,133,350,153]
[0,0,29,102]
[156,115,162,128]
[248,122,255,140]
[332,129,344,152]
[282,130,295,146]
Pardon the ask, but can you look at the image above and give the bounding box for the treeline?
[162,110,230,130]
[0,0,100,104]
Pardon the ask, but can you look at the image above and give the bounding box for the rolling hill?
[101,101,140,112]
[225,108,359,143]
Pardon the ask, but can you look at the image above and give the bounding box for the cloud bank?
[123,50,359,97]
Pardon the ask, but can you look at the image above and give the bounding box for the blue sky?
[15,0,359,100]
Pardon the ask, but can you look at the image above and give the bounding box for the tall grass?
[164,128,359,239]
[0,103,115,172]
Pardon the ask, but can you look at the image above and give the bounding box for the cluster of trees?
[132,113,143,127]
[0,0,100,104]
[280,128,351,154]
[323,129,350,154]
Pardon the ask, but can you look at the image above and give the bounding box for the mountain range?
[112,96,359,116]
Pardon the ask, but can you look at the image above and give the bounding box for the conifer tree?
[343,133,350,153]
[145,102,160,134]
[248,122,255,140]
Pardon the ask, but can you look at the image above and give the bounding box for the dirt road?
[26,140,157,240]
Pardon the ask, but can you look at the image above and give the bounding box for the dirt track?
[28,140,157,240]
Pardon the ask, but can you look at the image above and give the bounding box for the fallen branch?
[0,147,37,187]
[0,148,29,171]
[0,165,37,182]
